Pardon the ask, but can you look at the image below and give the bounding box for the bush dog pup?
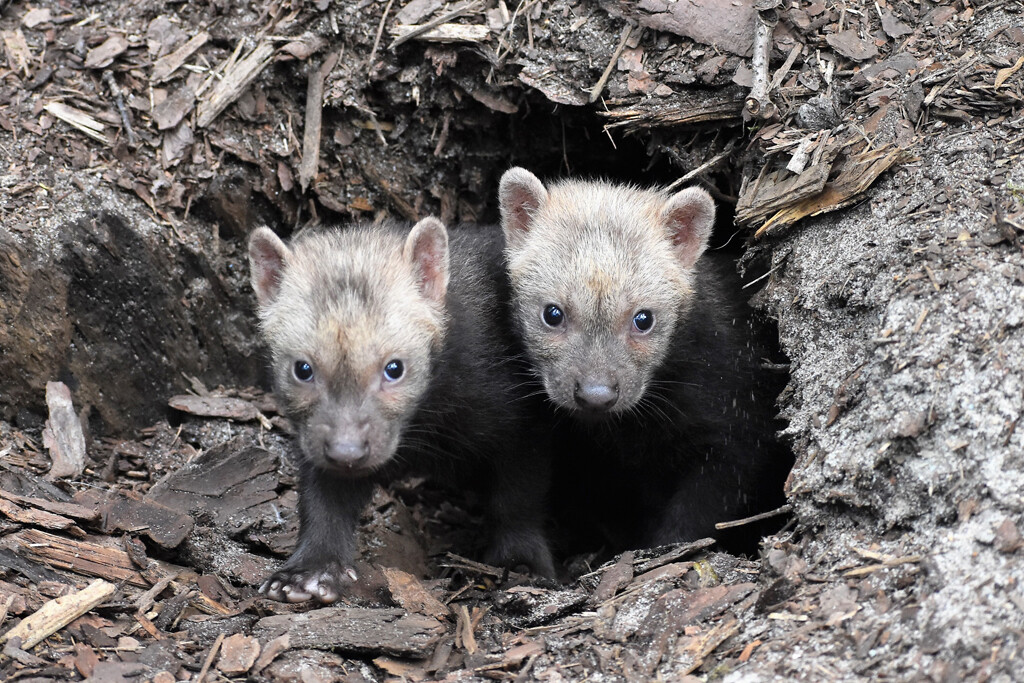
[249,218,554,602]
[498,168,789,553]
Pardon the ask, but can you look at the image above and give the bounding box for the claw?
[259,563,359,604]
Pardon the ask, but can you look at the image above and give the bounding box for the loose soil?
[1,0,1023,681]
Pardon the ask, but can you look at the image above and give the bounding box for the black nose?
[574,381,619,411]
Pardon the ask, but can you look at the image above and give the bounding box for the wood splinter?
[746,0,781,120]
[0,579,116,651]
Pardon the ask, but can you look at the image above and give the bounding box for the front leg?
[261,461,375,603]
[484,444,555,578]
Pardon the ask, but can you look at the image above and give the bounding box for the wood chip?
[151,84,196,130]
[197,40,276,128]
[9,528,178,586]
[42,102,111,145]
[73,642,100,678]
[299,51,341,193]
[2,29,32,75]
[0,497,83,536]
[390,23,489,44]
[383,567,450,620]
[151,31,209,82]
[627,0,756,57]
[196,632,225,683]
[826,30,879,62]
[396,0,445,24]
[755,145,905,238]
[251,634,289,675]
[22,8,52,29]
[145,444,279,530]
[590,551,633,605]
[41,381,87,479]
[253,607,446,658]
[0,490,100,523]
[84,34,129,69]
[74,489,194,549]
[216,633,261,675]
[0,578,115,650]
[389,0,484,49]
[995,55,1024,89]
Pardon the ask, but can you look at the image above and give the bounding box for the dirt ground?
[2,0,1024,681]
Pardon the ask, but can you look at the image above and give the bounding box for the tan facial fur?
[248,219,449,474]
[499,168,715,415]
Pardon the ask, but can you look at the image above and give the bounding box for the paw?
[259,563,358,604]
[486,530,555,579]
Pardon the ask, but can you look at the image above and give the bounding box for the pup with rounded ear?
[492,169,789,555]
[662,186,715,271]
[248,227,292,307]
[498,167,549,253]
[403,217,450,311]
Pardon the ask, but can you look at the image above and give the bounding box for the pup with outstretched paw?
[249,218,554,602]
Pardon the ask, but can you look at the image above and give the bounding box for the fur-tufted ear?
[663,187,715,269]
[249,227,292,306]
[498,167,548,251]
[404,217,449,306]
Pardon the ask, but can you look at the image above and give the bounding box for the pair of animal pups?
[248,168,787,603]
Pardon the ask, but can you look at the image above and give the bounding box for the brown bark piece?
[673,615,741,675]
[74,489,193,550]
[152,32,210,82]
[632,0,757,57]
[151,84,197,131]
[167,394,263,421]
[0,497,83,536]
[7,528,179,586]
[3,29,32,74]
[253,607,447,658]
[0,578,115,650]
[373,655,429,680]
[84,34,128,69]
[590,551,634,605]
[216,633,261,675]
[395,0,444,24]
[251,634,290,675]
[145,444,278,530]
[382,567,450,620]
[826,30,880,61]
[42,381,86,480]
[0,490,100,523]
[995,518,1023,553]
[73,642,101,678]
[756,145,905,237]
[736,162,831,227]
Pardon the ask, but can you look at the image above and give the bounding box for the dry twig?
[0,579,116,650]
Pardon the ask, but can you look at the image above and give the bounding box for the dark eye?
[632,310,654,333]
[542,304,565,327]
[383,359,404,382]
[293,360,314,382]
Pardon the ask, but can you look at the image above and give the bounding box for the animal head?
[498,167,715,416]
[248,218,449,474]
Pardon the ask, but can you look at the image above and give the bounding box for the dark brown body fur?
[250,220,552,602]
[498,170,791,556]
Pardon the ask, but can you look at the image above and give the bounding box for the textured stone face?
[0,197,264,433]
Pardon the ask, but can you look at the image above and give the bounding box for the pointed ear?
[663,187,715,269]
[248,227,292,306]
[498,167,548,251]
[404,217,449,306]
